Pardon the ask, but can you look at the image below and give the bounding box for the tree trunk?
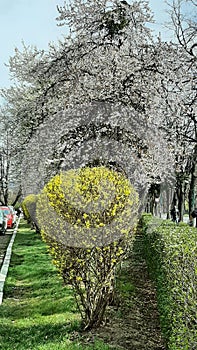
[176,178,184,222]
[188,150,197,216]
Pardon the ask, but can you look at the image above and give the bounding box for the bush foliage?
[22,194,40,232]
[21,195,33,223]
[140,214,197,350]
[37,166,139,329]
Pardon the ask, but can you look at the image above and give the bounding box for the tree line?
[0,0,196,220]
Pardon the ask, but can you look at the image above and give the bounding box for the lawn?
[0,220,166,350]
[0,221,112,350]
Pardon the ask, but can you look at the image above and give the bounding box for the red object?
[0,207,14,228]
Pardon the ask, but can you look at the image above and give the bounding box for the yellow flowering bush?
[22,194,40,232]
[37,166,139,329]
[22,194,34,223]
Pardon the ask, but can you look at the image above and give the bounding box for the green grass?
[116,262,135,308]
[0,221,113,350]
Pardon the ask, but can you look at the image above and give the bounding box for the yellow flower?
[85,220,91,228]
[76,276,83,281]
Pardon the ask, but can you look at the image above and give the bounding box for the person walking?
[170,205,179,223]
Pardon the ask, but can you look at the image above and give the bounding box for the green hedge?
[140,214,197,350]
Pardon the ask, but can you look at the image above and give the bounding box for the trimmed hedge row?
[140,214,197,350]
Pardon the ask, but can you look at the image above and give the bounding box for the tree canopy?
[0,0,196,214]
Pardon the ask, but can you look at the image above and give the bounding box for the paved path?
[0,217,20,304]
[0,231,13,270]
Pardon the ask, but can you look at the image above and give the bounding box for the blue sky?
[0,0,172,93]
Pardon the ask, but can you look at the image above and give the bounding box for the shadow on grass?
[0,319,80,350]
[12,233,42,246]
[9,252,25,266]
[1,294,77,319]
